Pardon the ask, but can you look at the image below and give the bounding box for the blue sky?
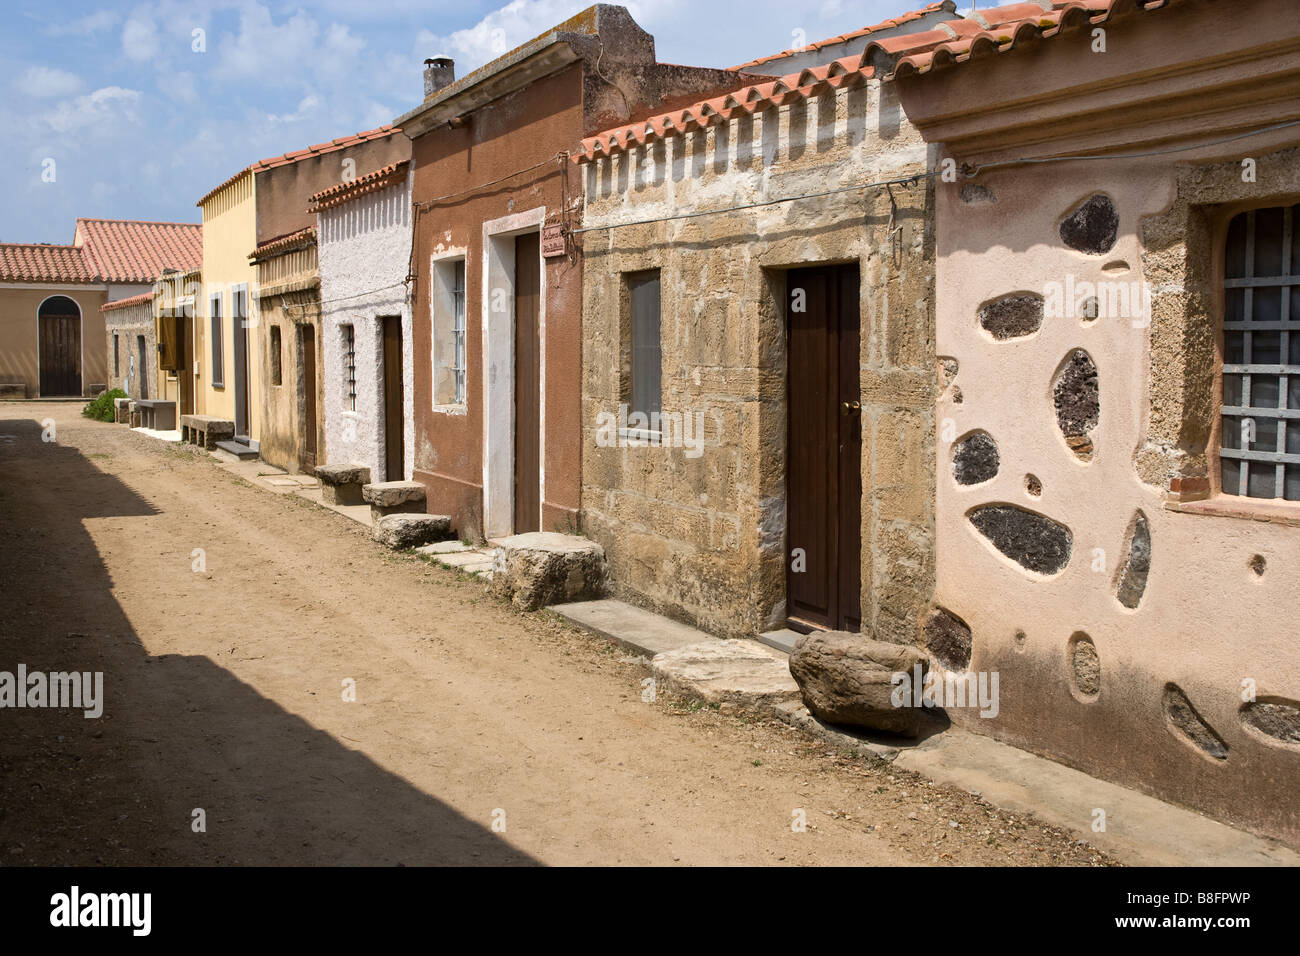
[1,0,946,242]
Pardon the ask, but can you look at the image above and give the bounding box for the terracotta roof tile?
[576,54,873,163]
[100,291,155,313]
[730,1,958,70]
[867,0,1177,80]
[249,226,316,262]
[75,219,202,283]
[198,125,402,206]
[0,243,95,283]
[308,160,410,212]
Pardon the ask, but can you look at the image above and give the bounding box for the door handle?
[841,401,861,415]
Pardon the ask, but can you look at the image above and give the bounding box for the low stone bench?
[136,399,176,431]
[114,398,131,424]
[128,401,140,428]
[362,481,426,522]
[372,514,453,550]
[488,533,606,611]
[0,382,26,400]
[181,414,235,450]
[315,463,371,506]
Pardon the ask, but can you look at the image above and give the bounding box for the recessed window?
[113,333,120,377]
[433,258,467,407]
[1221,204,1300,501]
[270,325,283,386]
[341,324,356,411]
[210,293,224,387]
[626,270,662,421]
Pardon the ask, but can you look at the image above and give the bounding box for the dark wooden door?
[786,265,862,633]
[514,233,542,534]
[234,291,250,438]
[381,316,404,482]
[137,336,149,400]
[301,325,318,473]
[39,313,81,396]
[179,308,195,415]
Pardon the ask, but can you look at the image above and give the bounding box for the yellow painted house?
[197,170,260,444]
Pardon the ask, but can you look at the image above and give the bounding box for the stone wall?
[103,298,155,400]
[318,176,413,483]
[579,79,936,640]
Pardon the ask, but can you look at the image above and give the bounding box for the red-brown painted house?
[395,4,765,540]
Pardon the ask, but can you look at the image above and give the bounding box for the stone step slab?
[373,514,453,550]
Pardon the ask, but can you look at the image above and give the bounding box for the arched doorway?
[38,295,82,396]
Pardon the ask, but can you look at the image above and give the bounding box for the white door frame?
[480,206,546,540]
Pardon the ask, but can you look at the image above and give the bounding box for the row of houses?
[2,0,1298,847]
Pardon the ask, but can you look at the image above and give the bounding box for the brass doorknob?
[841,401,861,414]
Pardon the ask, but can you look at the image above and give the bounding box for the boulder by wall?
[372,514,452,550]
[488,533,606,611]
[788,631,933,737]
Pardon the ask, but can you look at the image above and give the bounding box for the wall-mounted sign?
[542,223,567,258]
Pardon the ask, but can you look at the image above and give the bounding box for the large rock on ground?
[652,640,800,712]
[363,481,426,522]
[316,463,371,506]
[488,533,606,611]
[789,631,932,737]
[372,514,452,550]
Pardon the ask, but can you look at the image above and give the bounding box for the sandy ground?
[0,402,1116,866]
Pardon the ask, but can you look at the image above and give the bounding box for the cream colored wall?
[0,284,108,396]
[199,173,259,438]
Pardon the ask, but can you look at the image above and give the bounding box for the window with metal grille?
[1221,203,1300,501]
[342,324,356,411]
[453,259,467,405]
[210,293,224,387]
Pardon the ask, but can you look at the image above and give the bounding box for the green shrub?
[82,388,128,423]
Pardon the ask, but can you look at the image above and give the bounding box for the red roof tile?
[0,243,96,283]
[75,219,202,283]
[198,125,403,206]
[308,160,410,212]
[730,1,957,70]
[100,291,155,313]
[865,0,1171,80]
[249,226,316,262]
[576,56,874,163]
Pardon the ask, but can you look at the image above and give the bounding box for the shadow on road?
[0,415,536,865]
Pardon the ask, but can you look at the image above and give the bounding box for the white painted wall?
[318,174,414,482]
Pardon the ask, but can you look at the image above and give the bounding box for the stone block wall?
[580,80,936,640]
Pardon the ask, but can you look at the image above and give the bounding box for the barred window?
[342,324,356,411]
[453,259,467,405]
[1221,204,1300,501]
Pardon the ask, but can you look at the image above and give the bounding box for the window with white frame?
[432,257,467,407]
[1221,203,1300,501]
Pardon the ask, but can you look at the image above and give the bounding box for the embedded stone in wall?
[969,505,1073,576]
[961,184,996,205]
[1116,511,1151,609]
[979,293,1044,340]
[923,608,972,671]
[952,432,999,486]
[1163,684,1228,761]
[1060,193,1119,255]
[1240,698,1300,748]
[1069,633,1101,700]
[1053,349,1100,460]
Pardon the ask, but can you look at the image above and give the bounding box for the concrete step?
[553,598,714,658]
[214,440,259,461]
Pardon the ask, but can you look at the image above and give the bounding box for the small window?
[270,325,283,386]
[627,270,662,421]
[1221,204,1300,501]
[210,293,224,387]
[433,258,468,407]
[113,333,120,377]
[342,324,356,411]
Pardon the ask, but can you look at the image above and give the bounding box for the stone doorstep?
[362,481,427,508]
[554,598,1298,867]
[417,541,473,556]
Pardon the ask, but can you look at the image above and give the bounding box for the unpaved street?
[0,403,1114,866]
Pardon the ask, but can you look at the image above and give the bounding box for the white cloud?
[47,87,143,134]
[17,67,83,99]
[217,4,363,84]
[122,14,162,63]
[266,94,321,125]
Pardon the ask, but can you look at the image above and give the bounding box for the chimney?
[424,56,455,99]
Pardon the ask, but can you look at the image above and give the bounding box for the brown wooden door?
[381,316,404,482]
[39,312,81,396]
[179,308,195,415]
[786,265,862,633]
[514,233,542,534]
[234,291,250,438]
[301,325,318,473]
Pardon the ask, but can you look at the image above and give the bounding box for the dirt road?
[0,403,1113,866]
